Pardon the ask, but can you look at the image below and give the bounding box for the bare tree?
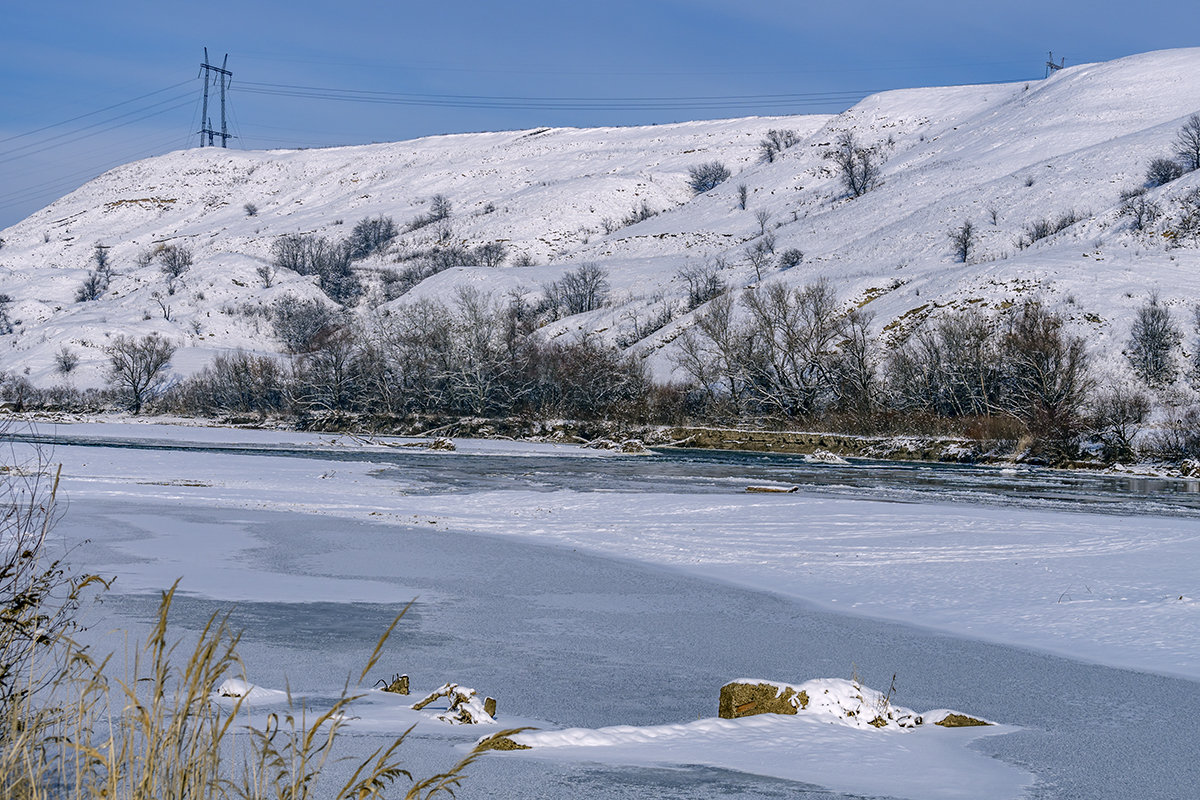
[1173,113,1200,173]
[745,239,773,281]
[677,262,726,310]
[1120,190,1160,232]
[827,132,881,198]
[886,308,1000,418]
[1090,385,1150,463]
[998,302,1092,449]
[158,244,193,279]
[545,263,610,316]
[687,161,732,194]
[948,220,977,263]
[271,296,345,354]
[672,291,747,412]
[737,184,748,210]
[831,309,879,422]
[256,261,278,288]
[473,241,508,268]
[54,346,79,374]
[740,280,847,418]
[1127,294,1180,387]
[754,209,772,236]
[348,215,397,260]
[0,294,11,335]
[105,333,177,413]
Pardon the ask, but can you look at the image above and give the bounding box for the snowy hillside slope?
[2,48,1200,391]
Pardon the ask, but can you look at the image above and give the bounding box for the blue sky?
[2,0,1198,227]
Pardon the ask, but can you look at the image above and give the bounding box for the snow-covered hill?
[3,47,1200,390]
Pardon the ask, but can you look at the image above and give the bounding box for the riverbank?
[9,408,1199,479]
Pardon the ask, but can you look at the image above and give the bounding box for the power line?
[0,96,195,167]
[234,81,878,113]
[0,79,195,147]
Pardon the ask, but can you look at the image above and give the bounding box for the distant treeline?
[5,278,1200,466]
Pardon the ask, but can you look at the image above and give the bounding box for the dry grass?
[2,427,511,799]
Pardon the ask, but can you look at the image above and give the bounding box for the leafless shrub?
[158,244,193,279]
[759,128,800,163]
[621,200,658,227]
[826,131,882,198]
[544,263,610,317]
[473,241,508,268]
[1173,113,1200,173]
[678,262,726,310]
[687,161,732,194]
[54,346,79,374]
[1121,191,1161,232]
[406,194,452,231]
[1089,385,1150,463]
[271,295,346,354]
[1145,406,1200,461]
[348,215,397,260]
[1016,210,1082,249]
[777,248,804,269]
[1146,157,1184,188]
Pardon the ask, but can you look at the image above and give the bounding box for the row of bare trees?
[170,288,650,422]
[674,282,1101,455]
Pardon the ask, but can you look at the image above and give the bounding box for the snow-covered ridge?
[2,47,1199,388]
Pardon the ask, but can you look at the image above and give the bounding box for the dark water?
[23,427,1200,516]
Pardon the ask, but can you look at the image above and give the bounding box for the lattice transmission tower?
[198,47,234,147]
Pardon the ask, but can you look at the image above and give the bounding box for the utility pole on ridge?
[1044,51,1065,78]
[198,47,235,147]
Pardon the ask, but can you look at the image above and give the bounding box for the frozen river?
[13,422,1200,799]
